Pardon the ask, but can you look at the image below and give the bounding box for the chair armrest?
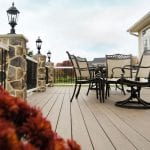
[111,67,124,78]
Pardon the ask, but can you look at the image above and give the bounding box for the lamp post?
[7,2,20,34]
[36,37,42,54]
[47,51,51,62]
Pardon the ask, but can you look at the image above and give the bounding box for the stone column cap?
[0,34,28,42]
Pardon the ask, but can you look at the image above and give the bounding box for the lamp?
[47,51,51,62]
[36,37,42,54]
[7,2,20,34]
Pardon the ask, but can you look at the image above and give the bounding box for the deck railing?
[0,45,8,89]
[26,56,37,90]
[45,66,49,84]
[54,66,75,84]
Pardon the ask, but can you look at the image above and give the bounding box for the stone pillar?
[46,62,54,87]
[33,54,46,92]
[0,34,28,99]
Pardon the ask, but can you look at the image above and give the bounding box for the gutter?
[128,31,139,37]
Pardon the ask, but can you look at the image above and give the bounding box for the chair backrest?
[66,51,80,79]
[66,51,91,79]
[136,50,150,78]
[106,54,132,78]
[76,56,91,79]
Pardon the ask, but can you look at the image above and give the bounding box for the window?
[142,27,150,50]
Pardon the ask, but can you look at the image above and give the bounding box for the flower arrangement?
[0,86,81,150]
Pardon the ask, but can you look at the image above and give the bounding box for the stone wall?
[33,54,46,92]
[0,34,28,99]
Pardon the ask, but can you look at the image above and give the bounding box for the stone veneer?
[46,62,54,87]
[0,34,28,99]
[33,54,46,92]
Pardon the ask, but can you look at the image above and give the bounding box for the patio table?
[89,65,107,102]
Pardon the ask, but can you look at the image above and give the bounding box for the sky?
[0,0,150,64]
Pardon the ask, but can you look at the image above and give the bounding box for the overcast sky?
[0,0,150,63]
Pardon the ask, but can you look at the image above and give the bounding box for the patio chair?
[115,50,150,109]
[66,51,102,102]
[105,54,132,98]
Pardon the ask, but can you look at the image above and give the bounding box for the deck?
[27,86,150,150]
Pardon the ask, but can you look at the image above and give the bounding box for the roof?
[88,58,105,67]
[92,58,105,63]
[127,12,150,33]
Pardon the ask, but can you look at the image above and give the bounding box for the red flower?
[21,142,37,150]
[0,87,19,119]
[67,140,81,150]
[0,86,81,150]
[21,114,54,149]
[0,119,21,150]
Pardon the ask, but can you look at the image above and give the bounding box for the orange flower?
[67,140,81,150]
[53,133,70,150]
[21,114,53,149]
[21,142,37,150]
[0,87,19,118]
[0,86,81,150]
[0,119,21,150]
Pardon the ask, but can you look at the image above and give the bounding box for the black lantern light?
[36,37,42,54]
[47,51,51,62]
[7,2,20,34]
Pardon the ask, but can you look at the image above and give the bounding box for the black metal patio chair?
[105,54,132,98]
[66,51,103,102]
[115,50,150,109]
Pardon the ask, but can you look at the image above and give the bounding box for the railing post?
[0,34,28,99]
[33,54,46,92]
[26,56,37,90]
[46,62,54,87]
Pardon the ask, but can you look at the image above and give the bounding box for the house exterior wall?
[128,12,150,60]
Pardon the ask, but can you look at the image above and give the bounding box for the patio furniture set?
[66,50,150,109]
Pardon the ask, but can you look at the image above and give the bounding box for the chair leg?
[115,83,117,90]
[116,83,126,95]
[98,80,102,102]
[105,83,110,99]
[95,82,99,99]
[76,84,81,98]
[70,83,77,102]
[121,84,126,95]
[101,80,105,103]
[86,82,91,95]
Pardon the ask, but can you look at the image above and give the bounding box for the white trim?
[0,43,9,51]
[27,87,38,97]
[141,24,150,33]
[55,66,73,69]
[129,32,139,37]
[127,12,150,33]
[26,56,38,63]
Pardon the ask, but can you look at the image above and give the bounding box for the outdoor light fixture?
[7,2,20,34]
[47,50,51,62]
[36,37,42,54]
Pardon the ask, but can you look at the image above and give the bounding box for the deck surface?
[27,86,150,150]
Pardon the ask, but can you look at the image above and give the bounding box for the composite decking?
[27,86,150,150]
